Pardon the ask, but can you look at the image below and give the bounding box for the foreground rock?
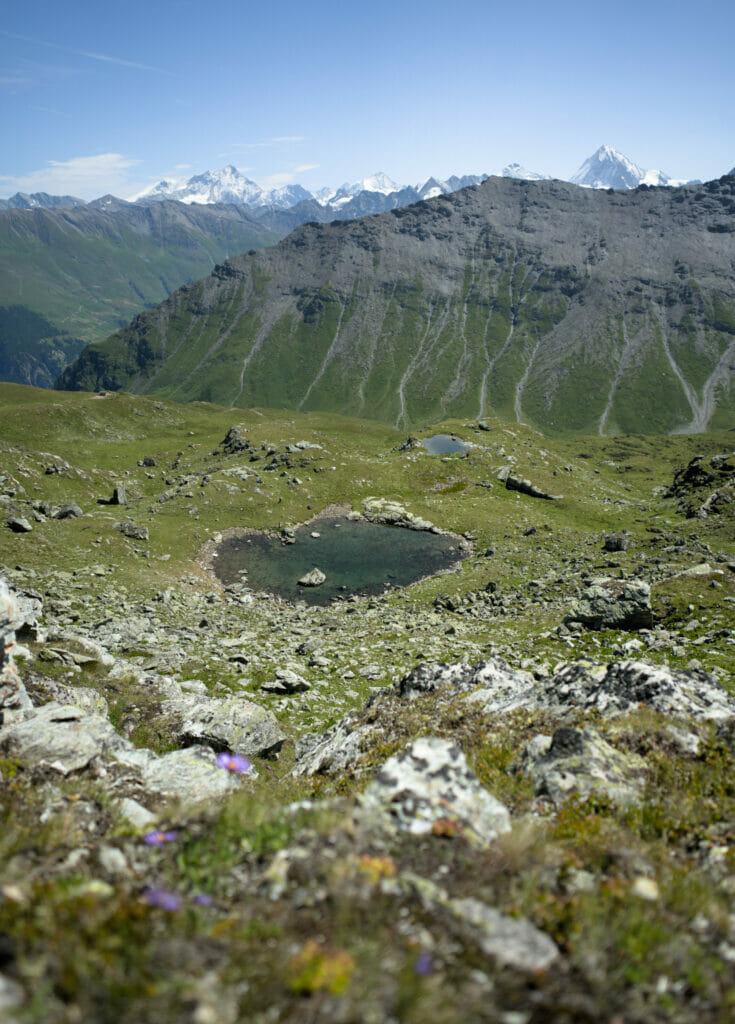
[358,737,511,847]
[565,577,653,630]
[0,580,32,712]
[160,695,285,757]
[519,726,646,807]
[293,656,735,777]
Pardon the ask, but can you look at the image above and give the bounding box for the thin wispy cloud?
[0,29,171,75]
[0,153,140,200]
[260,163,320,188]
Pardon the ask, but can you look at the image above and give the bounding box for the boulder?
[115,746,243,803]
[292,715,374,777]
[0,702,128,774]
[518,726,646,807]
[497,466,561,500]
[298,567,326,587]
[52,503,83,519]
[358,736,511,847]
[565,577,653,630]
[7,516,32,533]
[117,521,149,541]
[443,896,559,972]
[161,695,285,757]
[261,668,310,694]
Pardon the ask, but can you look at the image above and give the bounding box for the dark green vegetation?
[0,200,282,356]
[1,384,734,1022]
[0,305,86,387]
[60,175,735,436]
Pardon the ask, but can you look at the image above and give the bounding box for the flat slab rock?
[0,702,246,806]
[358,736,510,847]
[161,695,285,757]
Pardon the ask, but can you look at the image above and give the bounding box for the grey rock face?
[603,533,631,551]
[161,695,285,757]
[498,467,561,500]
[399,657,537,710]
[565,577,653,630]
[53,503,83,519]
[519,726,646,807]
[359,736,511,847]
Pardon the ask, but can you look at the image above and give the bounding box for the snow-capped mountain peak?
[570,144,671,190]
[502,163,551,181]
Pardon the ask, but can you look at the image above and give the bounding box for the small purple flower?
[414,951,433,976]
[143,829,178,846]
[193,893,214,906]
[142,887,180,911]
[216,752,251,774]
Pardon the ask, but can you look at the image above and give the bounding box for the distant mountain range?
[1,146,712,215]
[59,174,735,437]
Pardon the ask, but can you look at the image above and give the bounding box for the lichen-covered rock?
[548,660,735,721]
[565,577,653,630]
[261,668,310,694]
[519,725,646,807]
[358,737,511,847]
[399,657,537,710]
[292,714,374,776]
[161,695,285,757]
[0,702,128,773]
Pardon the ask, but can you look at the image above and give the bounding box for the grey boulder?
[161,695,285,757]
[359,736,510,847]
[565,577,653,630]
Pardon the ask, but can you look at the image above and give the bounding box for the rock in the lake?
[519,725,646,807]
[565,577,653,630]
[359,736,510,847]
[298,567,326,587]
[161,695,285,757]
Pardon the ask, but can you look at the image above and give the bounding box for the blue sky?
[2,0,733,199]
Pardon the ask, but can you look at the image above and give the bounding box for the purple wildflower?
[142,887,180,911]
[143,829,178,846]
[414,951,433,976]
[193,893,214,906]
[216,752,251,774]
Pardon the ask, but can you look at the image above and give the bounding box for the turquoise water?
[421,434,470,454]
[212,516,464,605]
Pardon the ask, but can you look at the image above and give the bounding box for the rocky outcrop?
[565,577,653,630]
[358,737,511,847]
[497,466,562,500]
[518,726,646,807]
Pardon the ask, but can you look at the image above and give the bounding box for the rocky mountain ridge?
[59,173,735,437]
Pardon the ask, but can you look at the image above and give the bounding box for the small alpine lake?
[421,434,471,455]
[209,516,467,605]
